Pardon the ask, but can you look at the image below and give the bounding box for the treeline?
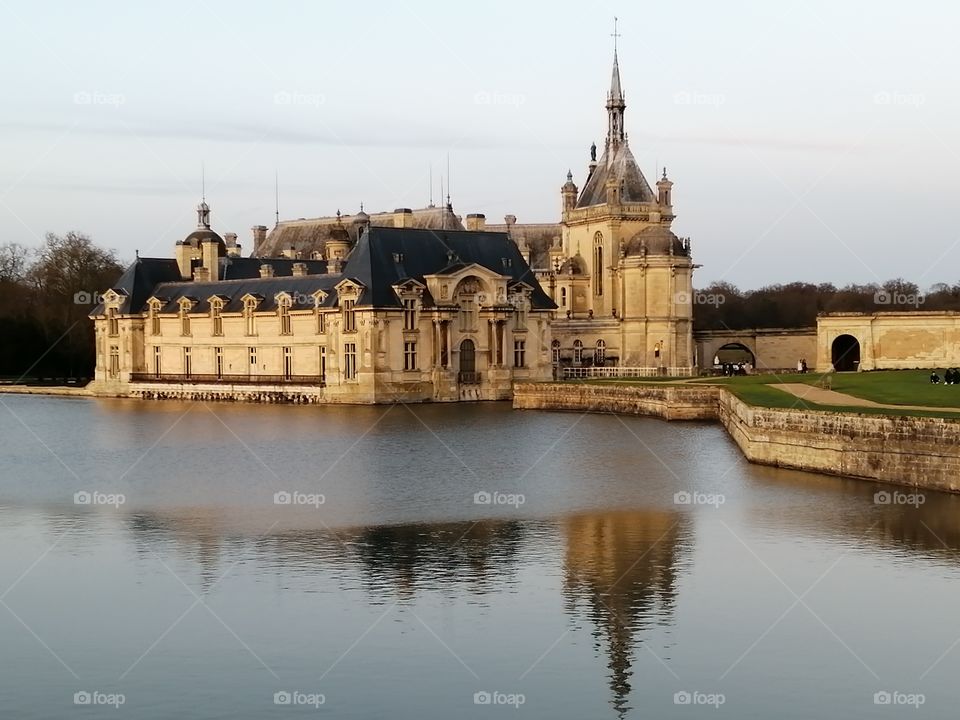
[0,233,124,380]
[693,279,960,330]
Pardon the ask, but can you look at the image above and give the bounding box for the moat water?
[0,395,958,718]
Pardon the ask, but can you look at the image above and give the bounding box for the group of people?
[712,356,751,376]
[930,369,960,384]
[796,358,809,374]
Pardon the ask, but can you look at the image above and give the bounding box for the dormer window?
[148,300,161,336]
[210,298,223,336]
[278,295,292,335]
[178,301,192,336]
[243,297,258,336]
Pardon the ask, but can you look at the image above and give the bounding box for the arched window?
[551,339,561,364]
[573,339,583,364]
[595,339,606,365]
[593,232,603,297]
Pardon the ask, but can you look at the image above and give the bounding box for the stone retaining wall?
[513,382,960,492]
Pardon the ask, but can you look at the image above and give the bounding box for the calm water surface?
[0,395,958,718]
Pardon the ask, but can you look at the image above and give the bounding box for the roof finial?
[446,152,452,208]
[201,161,205,203]
[662,166,668,180]
[274,170,280,227]
[611,16,621,55]
[360,201,364,212]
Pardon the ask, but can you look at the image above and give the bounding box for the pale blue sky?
[1,0,957,288]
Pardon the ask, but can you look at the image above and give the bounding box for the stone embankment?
[513,382,960,492]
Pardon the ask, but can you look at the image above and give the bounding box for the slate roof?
[94,227,555,317]
[338,226,555,310]
[255,205,464,258]
[485,222,562,270]
[576,142,655,208]
[91,257,182,315]
[148,275,342,313]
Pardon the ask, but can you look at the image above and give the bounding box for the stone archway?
[459,338,477,382]
[831,334,861,372]
[714,342,755,367]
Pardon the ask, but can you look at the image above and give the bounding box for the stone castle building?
[89,200,555,403]
[89,45,697,401]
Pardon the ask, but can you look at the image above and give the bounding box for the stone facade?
[492,50,696,375]
[89,212,555,404]
[817,312,960,371]
[695,328,819,371]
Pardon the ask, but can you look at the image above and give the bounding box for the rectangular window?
[343,342,357,380]
[108,346,120,379]
[153,346,161,378]
[180,310,191,337]
[319,346,326,383]
[404,341,417,371]
[283,346,292,379]
[496,323,504,365]
[317,310,326,334]
[244,304,256,336]
[215,346,223,379]
[343,299,356,333]
[280,306,292,335]
[513,339,526,368]
[107,308,119,337]
[248,346,257,369]
[149,307,160,336]
[183,347,192,378]
[212,305,223,336]
[403,298,417,331]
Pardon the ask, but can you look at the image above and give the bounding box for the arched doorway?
[832,334,860,372]
[714,342,755,367]
[459,339,477,383]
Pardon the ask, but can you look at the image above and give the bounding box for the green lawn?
[571,370,960,419]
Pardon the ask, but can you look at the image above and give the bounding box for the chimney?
[292,262,308,277]
[201,238,221,280]
[193,267,211,282]
[465,213,486,231]
[282,245,297,259]
[175,241,193,280]
[251,225,268,252]
[259,264,274,278]
[394,208,413,228]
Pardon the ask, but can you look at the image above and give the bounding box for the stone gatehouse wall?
[512,382,960,492]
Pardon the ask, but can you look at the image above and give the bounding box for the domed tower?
[325,211,352,273]
[175,197,225,280]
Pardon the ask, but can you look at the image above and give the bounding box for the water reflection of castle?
[115,495,960,716]
[563,511,691,718]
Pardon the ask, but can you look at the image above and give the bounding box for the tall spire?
[196,162,210,228]
[606,18,626,149]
